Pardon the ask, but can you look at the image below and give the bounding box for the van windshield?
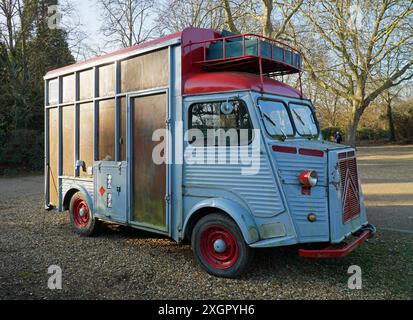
[289,103,318,136]
[258,100,294,138]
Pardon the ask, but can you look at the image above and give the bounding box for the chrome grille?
[338,156,361,222]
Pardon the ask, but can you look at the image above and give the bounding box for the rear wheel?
[191,213,254,278]
[69,192,100,236]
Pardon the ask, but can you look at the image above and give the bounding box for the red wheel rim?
[72,199,90,228]
[199,225,239,269]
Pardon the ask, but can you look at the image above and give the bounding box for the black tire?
[191,213,254,278]
[69,192,100,236]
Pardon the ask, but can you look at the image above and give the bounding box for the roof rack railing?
[184,32,303,97]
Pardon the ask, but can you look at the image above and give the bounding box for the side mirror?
[220,101,234,115]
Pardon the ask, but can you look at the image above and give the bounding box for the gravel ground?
[0,146,412,300]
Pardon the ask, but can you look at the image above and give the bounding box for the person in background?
[335,131,343,144]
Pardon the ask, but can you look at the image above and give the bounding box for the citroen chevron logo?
[342,167,360,207]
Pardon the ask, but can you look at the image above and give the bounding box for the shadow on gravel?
[101,223,169,240]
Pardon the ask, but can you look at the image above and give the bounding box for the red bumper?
[298,229,373,258]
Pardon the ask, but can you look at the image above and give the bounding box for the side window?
[189,100,253,146]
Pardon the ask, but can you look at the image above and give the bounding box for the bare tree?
[222,0,303,37]
[0,0,19,56]
[156,0,226,34]
[291,1,413,146]
[98,0,156,49]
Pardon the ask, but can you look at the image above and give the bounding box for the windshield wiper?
[292,109,311,136]
[261,110,287,141]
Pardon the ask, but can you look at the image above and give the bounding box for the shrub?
[356,128,390,141]
[393,107,413,143]
[0,129,44,173]
[321,127,343,142]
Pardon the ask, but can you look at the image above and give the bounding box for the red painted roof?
[183,71,305,98]
[45,32,181,78]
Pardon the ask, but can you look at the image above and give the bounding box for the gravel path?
[0,146,412,300]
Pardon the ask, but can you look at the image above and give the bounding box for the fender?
[63,184,94,214]
[184,198,260,244]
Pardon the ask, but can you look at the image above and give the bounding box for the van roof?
[44,32,182,79]
[183,71,305,99]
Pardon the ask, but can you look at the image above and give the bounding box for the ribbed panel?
[61,178,94,200]
[275,157,327,185]
[287,196,328,222]
[184,150,284,218]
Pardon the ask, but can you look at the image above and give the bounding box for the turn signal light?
[299,170,318,187]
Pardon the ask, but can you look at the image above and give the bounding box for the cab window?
[258,99,294,138]
[289,103,318,136]
[189,100,253,146]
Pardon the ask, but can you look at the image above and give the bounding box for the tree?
[156,0,226,34]
[0,0,74,170]
[222,0,303,37]
[98,0,156,49]
[290,1,413,146]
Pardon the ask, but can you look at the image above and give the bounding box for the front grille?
[338,156,361,222]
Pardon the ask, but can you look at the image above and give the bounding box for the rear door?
[128,90,169,233]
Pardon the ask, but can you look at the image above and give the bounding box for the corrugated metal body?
[184,147,284,218]
[274,152,327,186]
[61,178,94,201]
[272,146,329,242]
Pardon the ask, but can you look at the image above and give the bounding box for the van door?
[128,91,169,232]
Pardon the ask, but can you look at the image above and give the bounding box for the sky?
[72,0,100,39]
[65,0,162,61]
[65,0,104,60]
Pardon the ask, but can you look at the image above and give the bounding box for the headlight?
[299,170,318,187]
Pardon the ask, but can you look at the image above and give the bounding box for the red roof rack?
[184,33,302,77]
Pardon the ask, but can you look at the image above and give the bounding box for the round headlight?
[299,170,318,187]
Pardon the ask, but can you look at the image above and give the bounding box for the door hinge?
[165,194,171,203]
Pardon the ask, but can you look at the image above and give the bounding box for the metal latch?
[165,194,171,203]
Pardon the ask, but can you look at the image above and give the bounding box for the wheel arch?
[62,185,93,212]
[183,198,260,245]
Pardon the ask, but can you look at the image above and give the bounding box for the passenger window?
[189,100,253,146]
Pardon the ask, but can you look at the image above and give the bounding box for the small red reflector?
[299,148,324,157]
[338,152,347,159]
[99,186,105,196]
[301,186,311,195]
[272,145,297,154]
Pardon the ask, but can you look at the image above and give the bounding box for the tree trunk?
[262,0,273,37]
[346,107,362,147]
[386,99,396,141]
[222,0,239,33]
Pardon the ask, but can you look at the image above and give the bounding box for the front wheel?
[191,213,254,278]
[69,192,100,236]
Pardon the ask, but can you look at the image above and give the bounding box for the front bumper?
[298,224,376,258]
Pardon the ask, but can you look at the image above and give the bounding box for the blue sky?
[72,0,100,38]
